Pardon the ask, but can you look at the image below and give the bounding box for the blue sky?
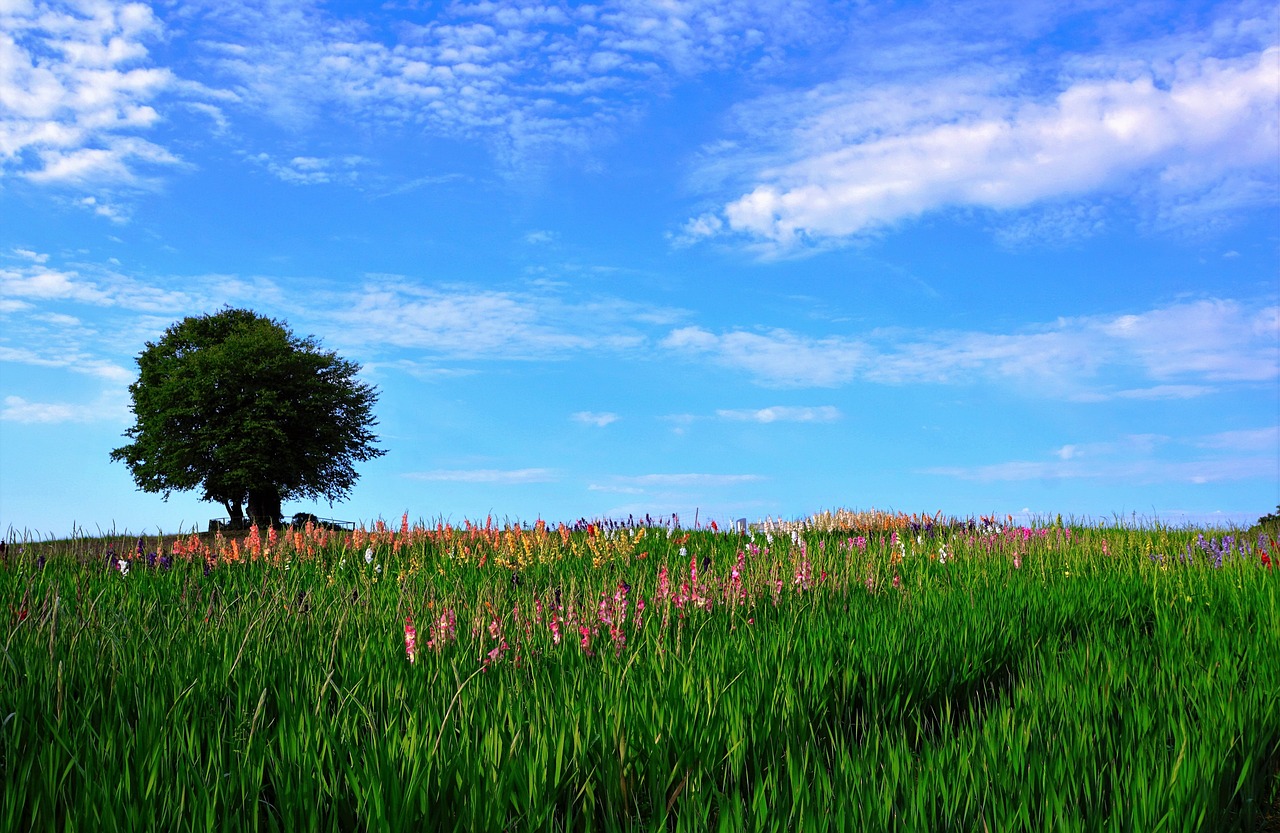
[1,0,1277,537]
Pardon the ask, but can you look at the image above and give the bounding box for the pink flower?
[484,640,508,667]
[426,608,457,651]
[404,616,418,664]
[793,557,812,591]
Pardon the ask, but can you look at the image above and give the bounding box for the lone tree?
[111,308,386,527]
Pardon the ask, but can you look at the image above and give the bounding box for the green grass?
[1,518,1277,831]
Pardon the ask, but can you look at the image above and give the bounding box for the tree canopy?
[111,308,386,526]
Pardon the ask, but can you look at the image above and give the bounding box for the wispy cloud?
[0,1,186,186]
[925,457,1273,485]
[925,426,1278,484]
[1,392,128,424]
[685,21,1278,251]
[663,326,865,387]
[324,278,656,360]
[662,298,1279,394]
[572,411,619,427]
[1109,385,1217,401]
[12,248,49,264]
[185,0,826,167]
[248,152,368,185]
[716,405,841,423]
[593,473,765,490]
[1196,426,1279,452]
[0,346,132,382]
[0,253,271,314]
[404,468,558,484]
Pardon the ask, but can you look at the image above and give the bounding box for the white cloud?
[1110,385,1216,400]
[75,194,129,221]
[248,152,368,185]
[0,255,224,312]
[716,405,840,423]
[600,473,765,488]
[926,425,1278,484]
[325,278,657,360]
[0,345,132,381]
[0,262,113,304]
[1,392,127,424]
[572,411,618,427]
[1196,426,1279,452]
[0,0,183,184]
[662,326,865,387]
[524,230,556,245]
[689,42,1279,250]
[925,456,1273,485]
[1054,435,1169,461]
[11,248,49,263]
[187,0,824,166]
[663,298,1279,393]
[404,468,558,483]
[587,483,644,494]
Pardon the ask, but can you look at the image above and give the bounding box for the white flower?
[364,547,374,564]
[117,559,129,576]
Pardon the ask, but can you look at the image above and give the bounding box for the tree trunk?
[247,488,282,528]
[224,499,245,529]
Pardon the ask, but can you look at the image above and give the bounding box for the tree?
[111,308,386,527]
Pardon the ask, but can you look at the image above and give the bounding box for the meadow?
[1,510,1277,832]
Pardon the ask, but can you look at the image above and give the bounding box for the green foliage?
[1,521,1277,831]
[110,308,385,523]
[1254,506,1280,537]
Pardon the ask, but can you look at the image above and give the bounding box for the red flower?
[1261,551,1272,569]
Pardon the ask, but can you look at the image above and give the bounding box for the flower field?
[2,511,1277,831]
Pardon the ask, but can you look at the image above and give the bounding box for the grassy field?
[2,511,1277,831]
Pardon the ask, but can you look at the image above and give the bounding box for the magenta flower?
[404,616,418,664]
